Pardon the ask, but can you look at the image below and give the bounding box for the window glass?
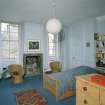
[0,22,19,59]
[48,33,56,57]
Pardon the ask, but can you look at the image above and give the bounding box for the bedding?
[43,66,97,100]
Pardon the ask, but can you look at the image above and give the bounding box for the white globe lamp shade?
[46,18,62,34]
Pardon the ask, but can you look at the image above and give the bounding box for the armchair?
[49,61,62,72]
[8,64,24,84]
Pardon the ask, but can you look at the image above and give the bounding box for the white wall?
[1,17,105,70]
[65,18,97,69]
[64,17,105,70]
[60,27,69,70]
[97,19,105,34]
[17,17,105,71]
[23,22,47,69]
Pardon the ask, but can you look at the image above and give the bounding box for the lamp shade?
[46,18,62,34]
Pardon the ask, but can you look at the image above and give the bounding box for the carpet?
[15,89,47,105]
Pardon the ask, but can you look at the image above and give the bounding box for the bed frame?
[43,73,75,100]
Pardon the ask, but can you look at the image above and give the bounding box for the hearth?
[23,53,43,76]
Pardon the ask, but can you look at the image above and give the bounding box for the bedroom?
[0,0,105,105]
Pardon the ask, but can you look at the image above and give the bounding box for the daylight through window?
[0,22,20,59]
[48,33,56,57]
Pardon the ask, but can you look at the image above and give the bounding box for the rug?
[15,89,47,105]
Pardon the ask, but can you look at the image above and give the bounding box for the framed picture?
[28,40,40,51]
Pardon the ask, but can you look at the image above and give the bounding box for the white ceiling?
[0,0,105,25]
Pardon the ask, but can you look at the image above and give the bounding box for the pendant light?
[46,0,62,34]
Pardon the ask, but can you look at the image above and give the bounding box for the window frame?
[48,33,60,63]
[48,33,56,57]
[0,22,20,59]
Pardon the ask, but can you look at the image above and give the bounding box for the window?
[0,22,20,59]
[48,33,59,63]
[48,33,56,57]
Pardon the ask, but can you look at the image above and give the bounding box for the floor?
[0,75,76,105]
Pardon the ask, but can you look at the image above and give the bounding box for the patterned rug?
[15,89,47,105]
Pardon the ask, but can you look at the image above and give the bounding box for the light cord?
[50,0,56,18]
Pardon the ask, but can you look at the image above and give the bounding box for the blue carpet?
[0,76,76,105]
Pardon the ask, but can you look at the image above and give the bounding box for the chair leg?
[12,76,24,84]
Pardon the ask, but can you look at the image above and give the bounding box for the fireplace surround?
[23,53,43,77]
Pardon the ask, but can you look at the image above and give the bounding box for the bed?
[43,66,97,100]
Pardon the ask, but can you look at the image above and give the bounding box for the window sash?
[48,33,57,60]
[0,22,19,59]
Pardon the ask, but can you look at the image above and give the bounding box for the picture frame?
[28,40,40,51]
[86,42,90,47]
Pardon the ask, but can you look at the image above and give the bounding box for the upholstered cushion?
[50,61,61,72]
[8,64,24,84]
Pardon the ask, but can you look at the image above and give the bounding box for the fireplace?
[23,53,43,76]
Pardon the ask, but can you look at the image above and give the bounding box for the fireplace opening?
[23,53,43,76]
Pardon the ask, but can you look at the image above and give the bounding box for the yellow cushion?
[50,61,61,72]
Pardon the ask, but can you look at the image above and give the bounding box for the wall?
[15,17,105,71]
[23,22,46,69]
[0,22,60,70]
[65,18,97,69]
[96,19,105,34]
[1,17,105,70]
[64,17,105,70]
[60,27,69,70]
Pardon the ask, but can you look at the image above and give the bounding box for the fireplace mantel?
[23,53,43,77]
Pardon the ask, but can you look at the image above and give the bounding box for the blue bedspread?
[45,66,97,97]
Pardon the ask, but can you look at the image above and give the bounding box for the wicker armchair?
[8,64,24,84]
[49,61,62,72]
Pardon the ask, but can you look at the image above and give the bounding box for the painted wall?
[64,17,105,70]
[1,17,105,70]
[60,27,69,70]
[23,22,46,69]
[65,18,97,69]
[17,18,105,71]
[97,19,105,34]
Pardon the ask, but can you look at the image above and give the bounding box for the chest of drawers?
[76,74,105,105]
